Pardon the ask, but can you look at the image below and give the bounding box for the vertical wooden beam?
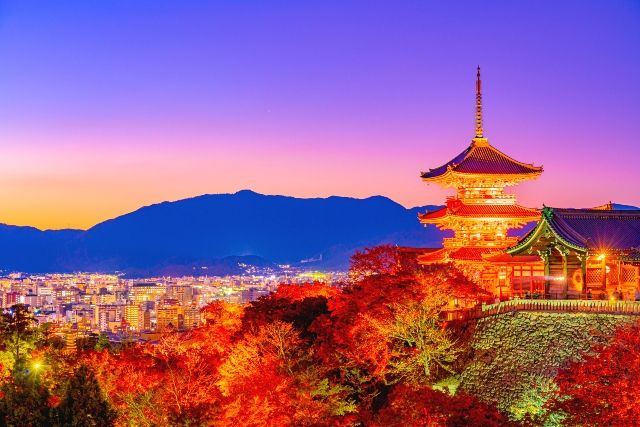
[562,252,569,299]
[581,255,587,298]
[540,249,551,298]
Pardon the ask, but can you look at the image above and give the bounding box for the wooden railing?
[459,299,640,320]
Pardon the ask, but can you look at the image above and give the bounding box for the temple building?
[507,207,640,300]
[417,67,544,296]
[416,68,640,300]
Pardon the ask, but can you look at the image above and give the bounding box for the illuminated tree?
[242,283,336,341]
[0,304,38,370]
[217,321,355,425]
[373,384,509,427]
[549,322,640,426]
[315,250,472,381]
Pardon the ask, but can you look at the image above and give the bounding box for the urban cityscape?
[0,267,344,348]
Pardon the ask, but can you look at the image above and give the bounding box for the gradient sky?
[0,1,639,230]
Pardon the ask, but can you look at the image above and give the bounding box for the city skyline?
[1,1,639,229]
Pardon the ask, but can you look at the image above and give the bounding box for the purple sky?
[0,1,639,229]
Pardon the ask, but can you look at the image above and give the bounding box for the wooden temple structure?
[507,207,640,300]
[417,67,544,297]
[416,68,640,300]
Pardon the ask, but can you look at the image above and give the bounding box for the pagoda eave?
[421,170,542,188]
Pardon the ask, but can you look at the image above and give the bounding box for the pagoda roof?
[417,247,502,264]
[419,201,540,222]
[421,139,543,180]
[508,207,640,255]
[417,248,448,264]
[482,253,542,264]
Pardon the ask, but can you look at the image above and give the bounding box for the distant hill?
[612,203,640,210]
[0,190,445,275]
[1,192,636,275]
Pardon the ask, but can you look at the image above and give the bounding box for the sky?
[0,1,639,230]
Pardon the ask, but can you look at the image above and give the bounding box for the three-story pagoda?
[418,68,543,276]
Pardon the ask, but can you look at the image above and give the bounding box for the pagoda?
[418,67,543,288]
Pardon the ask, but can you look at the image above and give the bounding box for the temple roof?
[482,253,542,264]
[421,139,543,180]
[419,201,540,222]
[417,247,502,264]
[508,207,640,254]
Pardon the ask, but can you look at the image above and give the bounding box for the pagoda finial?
[475,65,483,138]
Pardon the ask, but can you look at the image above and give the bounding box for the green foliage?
[310,378,357,416]
[386,297,460,384]
[0,370,52,426]
[459,312,635,423]
[53,364,116,427]
[95,333,112,352]
[432,375,460,395]
[508,375,565,427]
[0,304,38,370]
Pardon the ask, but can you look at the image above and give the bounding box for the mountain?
[0,224,83,272]
[2,192,636,275]
[0,190,444,274]
[613,203,640,210]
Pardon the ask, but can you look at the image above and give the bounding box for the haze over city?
[1,1,639,229]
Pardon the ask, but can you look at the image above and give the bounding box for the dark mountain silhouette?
[1,191,636,275]
[0,190,444,275]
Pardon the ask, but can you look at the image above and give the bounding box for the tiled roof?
[417,247,502,263]
[449,247,501,261]
[419,201,540,222]
[547,208,640,251]
[421,140,542,179]
[482,253,542,263]
[417,248,448,263]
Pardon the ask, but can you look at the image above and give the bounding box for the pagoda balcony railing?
[443,236,518,248]
[451,194,517,205]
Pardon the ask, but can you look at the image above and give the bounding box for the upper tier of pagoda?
[421,67,542,189]
[417,67,543,260]
[421,138,543,188]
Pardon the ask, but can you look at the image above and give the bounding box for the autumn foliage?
[11,245,640,425]
[548,321,640,426]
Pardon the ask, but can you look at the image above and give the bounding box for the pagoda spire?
[475,65,483,138]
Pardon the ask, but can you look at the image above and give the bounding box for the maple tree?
[0,246,515,425]
[312,247,474,382]
[217,320,355,426]
[548,321,640,426]
[242,282,337,341]
[373,384,510,427]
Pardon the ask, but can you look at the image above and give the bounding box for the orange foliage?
[312,249,475,384]
[25,246,508,426]
[270,282,339,302]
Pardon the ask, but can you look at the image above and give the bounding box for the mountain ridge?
[0,190,444,275]
[0,191,636,275]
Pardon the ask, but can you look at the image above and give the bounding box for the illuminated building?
[156,299,182,330]
[124,304,141,330]
[4,291,20,307]
[183,306,201,329]
[167,284,194,305]
[129,283,165,303]
[418,67,543,296]
[95,304,123,332]
[65,328,78,354]
[507,207,640,299]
